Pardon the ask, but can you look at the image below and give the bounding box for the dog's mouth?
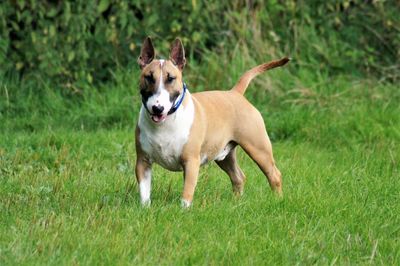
[151,114,167,123]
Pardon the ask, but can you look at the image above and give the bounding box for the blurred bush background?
[1,0,399,91]
[1,0,399,137]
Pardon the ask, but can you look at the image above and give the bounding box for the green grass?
[1,130,399,264]
[1,56,399,264]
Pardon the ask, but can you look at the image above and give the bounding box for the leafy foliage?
[0,0,399,91]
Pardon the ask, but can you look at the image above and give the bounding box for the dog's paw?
[141,199,151,207]
[181,199,192,208]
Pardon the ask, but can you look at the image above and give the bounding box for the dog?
[135,37,289,207]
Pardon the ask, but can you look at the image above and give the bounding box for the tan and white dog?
[135,37,289,207]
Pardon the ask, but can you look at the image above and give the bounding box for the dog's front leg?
[181,157,200,208]
[135,157,152,206]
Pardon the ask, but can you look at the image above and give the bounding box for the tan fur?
[232,57,290,95]
[139,60,183,97]
[180,90,283,202]
[135,37,289,206]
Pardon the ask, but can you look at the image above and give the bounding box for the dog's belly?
[214,142,235,161]
[201,142,235,165]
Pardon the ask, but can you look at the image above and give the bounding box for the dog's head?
[138,37,186,123]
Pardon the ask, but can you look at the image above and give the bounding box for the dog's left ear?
[169,38,186,71]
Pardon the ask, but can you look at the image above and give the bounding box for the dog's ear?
[138,37,155,69]
[169,38,186,71]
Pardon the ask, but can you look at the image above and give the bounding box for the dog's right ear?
[169,38,186,71]
[138,37,155,69]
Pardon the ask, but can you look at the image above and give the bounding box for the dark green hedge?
[1,0,399,89]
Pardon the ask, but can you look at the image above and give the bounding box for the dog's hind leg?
[240,134,282,196]
[216,146,247,195]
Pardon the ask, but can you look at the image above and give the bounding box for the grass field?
[1,61,399,264]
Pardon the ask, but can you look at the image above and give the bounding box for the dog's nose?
[152,105,164,115]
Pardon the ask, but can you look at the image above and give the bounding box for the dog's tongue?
[151,114,166,123]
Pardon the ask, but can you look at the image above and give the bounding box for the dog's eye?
[144,74,155,84]
[166,74,176,83]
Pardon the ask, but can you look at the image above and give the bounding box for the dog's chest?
[139,128,188,171]
[138,99,194,171]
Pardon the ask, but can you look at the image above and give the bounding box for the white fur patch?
[138,92,195,171]
[181,199,192,208]
[200,155,208,165]
[214,143,234,161]
[145,59,172,116]
[139,169,151,205]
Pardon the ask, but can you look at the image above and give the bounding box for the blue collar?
[167,82,187,115]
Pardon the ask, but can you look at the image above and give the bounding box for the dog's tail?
[231,57,290,95]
